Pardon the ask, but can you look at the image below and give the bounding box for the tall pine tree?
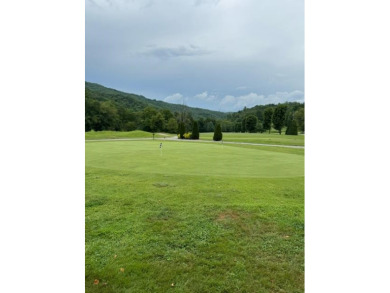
[191,121,199,139]
[178,122,185,139]
[213,123,223,141]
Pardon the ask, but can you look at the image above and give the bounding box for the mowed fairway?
[200,132,305,147]
[86,140,304,292]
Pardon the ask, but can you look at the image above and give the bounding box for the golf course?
[85,132,304,292]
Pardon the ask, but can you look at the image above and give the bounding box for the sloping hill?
[85,82,227,120]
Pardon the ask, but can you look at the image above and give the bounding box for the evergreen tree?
[178,122,185,139]
[213,123,223,141]
[191,121,200,139]
[285,119,298,135]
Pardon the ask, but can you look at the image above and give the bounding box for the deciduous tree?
[166,118,178,134]
[205,121,215,132]
[295,107,305,133]
[245,115,258,133]
[272,104,288,134]
[150,112,164,134]
[256,122,264,133]
[263,108,274,134]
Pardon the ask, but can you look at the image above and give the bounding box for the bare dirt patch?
[216,210,241,221]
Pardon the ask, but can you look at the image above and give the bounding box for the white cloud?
[194,91,217,102]
[162,90,303,112]
[266,90,305,104]
[164,93,184,104]
[220,95,235,106]
[217,90,304,112]
[194,91,208,99]
[220,93,265,111]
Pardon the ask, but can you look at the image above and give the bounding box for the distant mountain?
[85,82,227,120]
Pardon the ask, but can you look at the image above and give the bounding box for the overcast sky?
[86,0,304,112]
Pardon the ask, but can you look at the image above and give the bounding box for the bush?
[213,124,223,141]
[285,119,298,135]
[183,132,192,139]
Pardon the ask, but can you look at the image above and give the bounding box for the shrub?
[286,119,298,135]
[183,132,192,139]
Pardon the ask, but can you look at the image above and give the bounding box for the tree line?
[86,88,304,135]
[212,102,304,135]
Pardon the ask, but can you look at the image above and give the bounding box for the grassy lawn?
[86,140,304,292]
[85,130,170,140]
[85,130,304,147]
[199,132,305,147]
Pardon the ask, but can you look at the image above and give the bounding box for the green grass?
[200,132,305,146]
[85,130,170,140]
[86,140,304,292]
[85,130,305,147]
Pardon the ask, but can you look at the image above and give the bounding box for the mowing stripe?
[85,137,304,149]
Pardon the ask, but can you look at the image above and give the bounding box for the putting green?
[86,140,303,178]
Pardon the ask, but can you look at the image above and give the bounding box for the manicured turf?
[85,130,305,147]
[86,140,304,292]
[85,130,169,140]
[200,132,305,146]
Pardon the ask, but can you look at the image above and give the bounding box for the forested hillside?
[85,82,304,134]
[223,102,304,133]
[86,82,227,120]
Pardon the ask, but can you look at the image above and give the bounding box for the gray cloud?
[86,0,304,110]
[162,90,304,112]
[217,91,304,112]
[194,0,220,6]
[266,91,305,104]
[141,45,212,60]
[219,93,268,112]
